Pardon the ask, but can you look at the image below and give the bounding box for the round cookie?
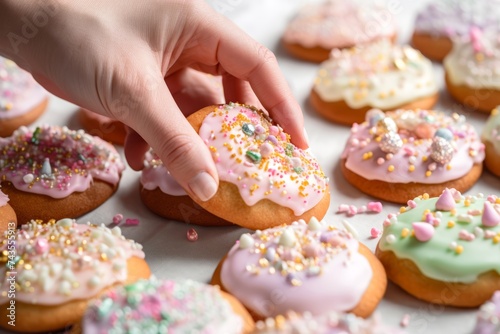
[282,0,396,62]
[0,218,150,332]
[0,125,125,224]
[482,107,500,177]
[377,189,500,307]
[474,291,500,334]
[0,57,48,137]
[254,311,404,334]
[140,150,231,226]
[444,28,500,113]
[187,103,330,230]
[311,39,438,125]
[412,1,500,61]
[341,108,485,204]
[76,278,254,334]
[0,188,16,233]
[78,108,126,145]
[211,218,387,320]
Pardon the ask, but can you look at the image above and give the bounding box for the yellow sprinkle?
[447,221,455,228]
[425,170,432,177]
[475,53,484,62]
[496,198,500,204]
[494,236,500,244]
[422,156,428,162]
[399,207,406,213]
[388,165,395,172]
[464,199,471,207]
[492,108,499,116]
[422,193,430,200]
[401,228,410,238]
[408,165,415,172]
[450,209,457,216]
[455,245,464,254]
[362,152,373,160]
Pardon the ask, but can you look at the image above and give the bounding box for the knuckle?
[157,134,198,171]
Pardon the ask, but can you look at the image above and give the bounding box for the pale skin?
[0,0,307,201]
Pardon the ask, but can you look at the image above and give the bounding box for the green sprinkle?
[293,167,303,174]
[245,150,261,163]
[285,144,294,157]
[31,127,41,145]
[97,297,114,319]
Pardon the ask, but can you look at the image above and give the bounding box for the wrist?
[0,0,60,66]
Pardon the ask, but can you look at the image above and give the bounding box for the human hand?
[0,0,307,201]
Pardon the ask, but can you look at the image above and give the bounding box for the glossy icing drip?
[140,150,186,196]
[255,312,405,334]
[481,107,500,154]
[82,278,243,334]
[0,219,144,305]
[0,125,125,198]
[341,109,484,184]
[198,103,328,216]
[283,0,395,49]
[221,218,372,317]
[444,28,500,89]
[0,57,47,120]
[474,291,500,334]
[414,0,500,37]
[314,39,437,109]
[379,190,500,283]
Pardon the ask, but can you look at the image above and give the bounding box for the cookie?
[341,108,484,204]
[78,108,126,145]
[311,39,438,125]
[211,218,387,319]
[140,150,231,226]
[75,278,254,333]
[444,27,500,113]
[482,107,500,177]
[282,0,396,62]
[186,103,330,230]
[0,125,125,223]
[0,57,48,137]
[377,189,500,307]
[412,1,500,61]
[0,218,150,332]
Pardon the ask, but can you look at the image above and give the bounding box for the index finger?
[194,12,308,149]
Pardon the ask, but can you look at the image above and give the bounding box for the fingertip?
[124,128,149,171]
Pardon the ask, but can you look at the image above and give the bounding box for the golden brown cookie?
[0,219,150,333]
[445,74,500,114]
[186,103,330,230]
[78,108,126,145]
[211,219,386,320]
[341,108,484,204]
[0,202,16,235]
[0,125,125,224]
[377,189,500,307]
[310,40,438,125]
[411,32,453,62]
[0,57,48,137]
[481,107,500,177]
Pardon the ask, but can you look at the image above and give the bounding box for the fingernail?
[188,172,218,202]
[303,127,310,147]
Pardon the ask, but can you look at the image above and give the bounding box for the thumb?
[114,73,219,202]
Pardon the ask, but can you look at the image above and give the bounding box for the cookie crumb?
[187,228,198,242]
[112,213,123,225]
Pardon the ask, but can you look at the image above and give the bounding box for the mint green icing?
[379,195,500,283]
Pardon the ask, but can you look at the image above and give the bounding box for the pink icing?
[435,188,456,211]
[283,0,396,49]
[220,219,372,317]
[198,103,328,216]
[140,150,186,196]
[0,57,47,120]
[482,202,500,227]
[0,125,125,199]
[0,219,145,305]
[0,189,8,207]
[412,222,435,242]
[341,109,485,184]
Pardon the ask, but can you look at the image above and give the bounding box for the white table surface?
[7,1,500,333]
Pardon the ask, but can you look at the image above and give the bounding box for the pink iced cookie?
[211,218,387,319]
[0,57,48,137]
